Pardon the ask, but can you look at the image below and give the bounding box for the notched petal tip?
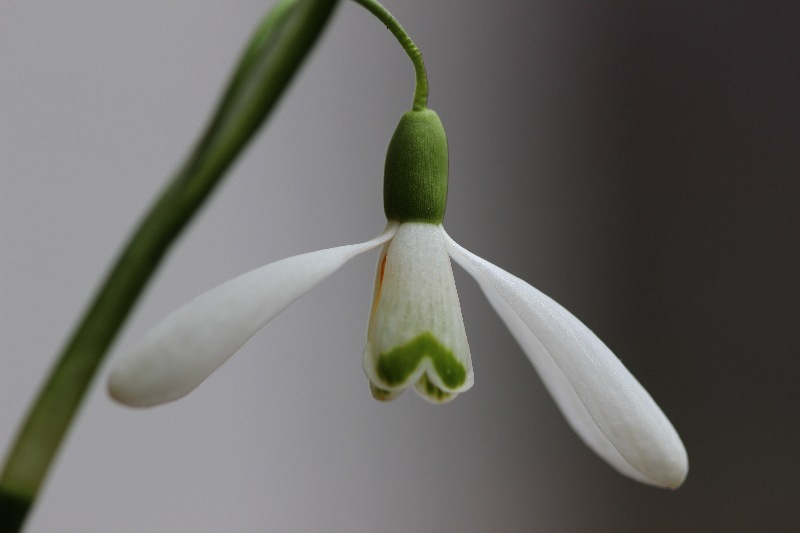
[367,373,462,404]
[363,331,474,405]
[414,374,458,404]
[369,383,403,402]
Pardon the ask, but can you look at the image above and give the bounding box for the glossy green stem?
[0,1,338,531]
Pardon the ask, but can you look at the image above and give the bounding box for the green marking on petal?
[416,374,453,402]
[376,331,466,389]
[370,383,401,402]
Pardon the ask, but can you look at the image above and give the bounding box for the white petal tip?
[444,232,689,489]
[106,362,185,408]
[107,378,154,408]
[107,381,150,409]
[608,414,689,489]
[652,449,689,490]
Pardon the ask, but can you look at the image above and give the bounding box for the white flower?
[109,109,687,489]
[108,218,687,488]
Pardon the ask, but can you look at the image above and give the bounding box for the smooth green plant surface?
[0,1,339,531]
[354,0,450,225]
[383,110,449,223]
[352,0,428,111]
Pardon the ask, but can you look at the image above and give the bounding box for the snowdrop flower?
[109,109,687,489]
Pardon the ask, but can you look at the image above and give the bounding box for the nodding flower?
[108,109,688,489]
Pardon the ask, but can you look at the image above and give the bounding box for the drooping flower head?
[109,107,687,489]
[364,109,473,403]
[108,0,686,492]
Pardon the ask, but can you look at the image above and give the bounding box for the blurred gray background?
[2,1,799,531]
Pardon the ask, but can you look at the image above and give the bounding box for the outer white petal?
[363,223,473,403]
[108,223,398,407]
[445,233,688,489]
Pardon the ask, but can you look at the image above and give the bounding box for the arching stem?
[352,0,429,110]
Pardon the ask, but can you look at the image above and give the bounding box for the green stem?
[352,0,428,110]
[0,1,338,531]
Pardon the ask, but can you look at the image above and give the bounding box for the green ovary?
[376,331,466,389]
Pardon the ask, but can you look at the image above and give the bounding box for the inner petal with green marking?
[376,331,467,389]
[363,222,473,403]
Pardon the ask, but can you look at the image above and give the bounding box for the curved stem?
[0,2,339,531]
[352,0,428,110]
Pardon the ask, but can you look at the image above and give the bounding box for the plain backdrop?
[2,1,799,531]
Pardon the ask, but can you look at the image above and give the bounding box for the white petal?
[108,223,398,407]
[445,233,687,488]
[363,223,473,403]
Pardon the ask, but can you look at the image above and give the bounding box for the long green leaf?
[0,1,339,531]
